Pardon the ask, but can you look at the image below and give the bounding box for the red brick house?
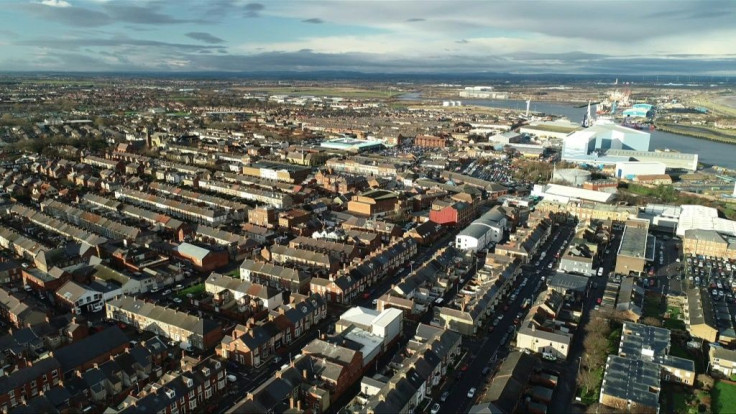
[21,267,70,293]
[0,358,62,411]
[174,243,229,272]
[429,200,474,226]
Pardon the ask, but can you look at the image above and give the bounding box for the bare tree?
[641,316,663,327]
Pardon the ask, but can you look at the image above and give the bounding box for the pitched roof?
[53,326,128,373]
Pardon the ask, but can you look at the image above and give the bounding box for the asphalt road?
[545,224,622,414]
[432,222,582,414]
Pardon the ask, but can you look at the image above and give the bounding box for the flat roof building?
[615,219,650,276]
[320,138,384,152]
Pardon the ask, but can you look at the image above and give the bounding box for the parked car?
[467,388,476,398]
[440,391,450,402]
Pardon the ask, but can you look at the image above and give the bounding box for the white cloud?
[40,0,71,7]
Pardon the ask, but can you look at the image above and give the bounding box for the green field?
[712,381,736,414]
[656,122,736,145]
[240,87,398,99]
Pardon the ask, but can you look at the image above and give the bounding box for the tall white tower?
[732,182,736,197]
[525,100,531,118]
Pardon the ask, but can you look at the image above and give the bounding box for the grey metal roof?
[600,355,660,410]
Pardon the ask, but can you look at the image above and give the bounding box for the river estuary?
[401,95,736,169]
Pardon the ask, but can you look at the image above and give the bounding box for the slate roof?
[53,326,128,374]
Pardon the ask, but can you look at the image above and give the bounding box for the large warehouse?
[320,138,385,153]
[615,162,666,179]
[562,124,651,162]
[532,183,615,204]
[676,205,736,237]
[604,149,698,171]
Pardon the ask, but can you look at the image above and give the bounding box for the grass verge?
[177,283,205,298]
[712,380,736,414]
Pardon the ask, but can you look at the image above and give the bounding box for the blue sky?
[1,0,735,74]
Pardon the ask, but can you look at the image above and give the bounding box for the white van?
[542,351,557,361]
[597,268,604,277]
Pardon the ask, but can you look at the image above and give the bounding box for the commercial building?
[174,243,229,272]
[320,137,384,152]
[614,162,666,179]
[519,120,582,140]
[532,183,615,204]
[633,174,673,185]
[347,189,401,219]
[536,200,636,223]
[455,206,507,251]
[326,157,400,178]
[605,149,698,171]
[429,200,474,226]
[414,135,447,148]
[562,124,651,162]
[241,160,311,184]
[552,168,591,187]
[683,229,736,260]
[677,205,736,238]
[336,306,403,350]
[614,219,650,276]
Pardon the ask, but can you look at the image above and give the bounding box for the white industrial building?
[562,124,651,162]
[532,183,615,204]
[615,161,666,179]
[519,119,582,140]
[640,204,681,230]
[553,168,592,187]
[677,205,736,237]
[605,149,698,171]
[455,207,507,251]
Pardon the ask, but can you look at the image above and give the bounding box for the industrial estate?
[1,74,736,414]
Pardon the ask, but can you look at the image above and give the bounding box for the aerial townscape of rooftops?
[2,0,736,413]
[1,73,736,414]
